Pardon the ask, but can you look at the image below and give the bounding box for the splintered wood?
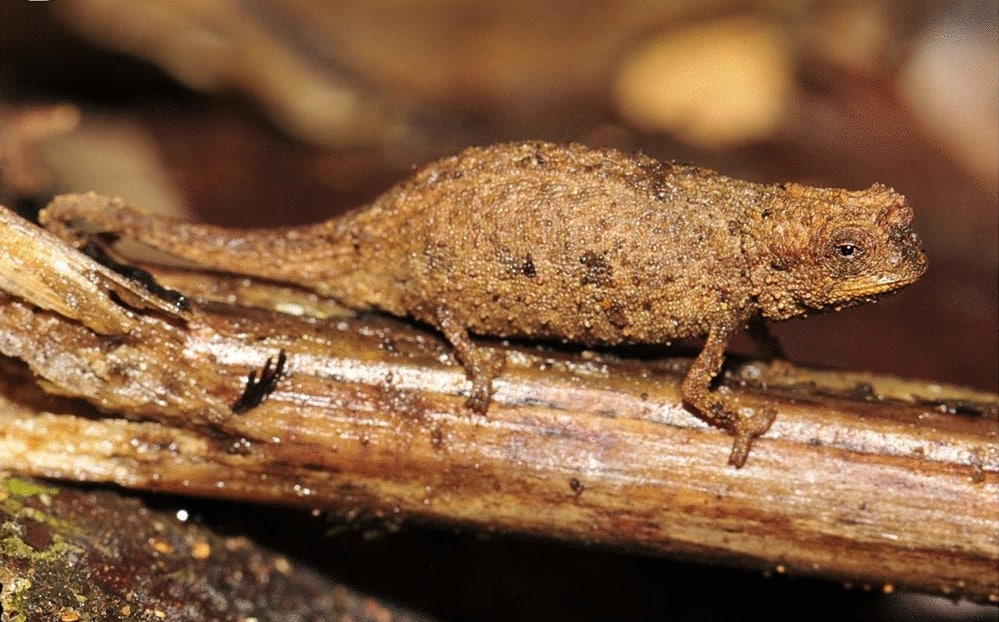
[0,203,996,603]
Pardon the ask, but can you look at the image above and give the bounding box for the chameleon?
[40,141,928,467]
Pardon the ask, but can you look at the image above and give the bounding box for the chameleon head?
[750,182,928,320]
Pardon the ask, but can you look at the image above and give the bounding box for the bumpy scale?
[41,141,928,467]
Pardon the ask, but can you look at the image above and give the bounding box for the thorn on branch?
[231,350,287,413]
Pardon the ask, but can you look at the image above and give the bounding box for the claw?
[727,407,777,468]
[465,384,492,414]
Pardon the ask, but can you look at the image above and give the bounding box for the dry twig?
[0,203,996,603]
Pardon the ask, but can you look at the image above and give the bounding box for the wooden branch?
[1,204,996,603]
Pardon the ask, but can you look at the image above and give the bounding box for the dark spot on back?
[579,250,613,287]
[521,253,536,277]
[605,300,628,328]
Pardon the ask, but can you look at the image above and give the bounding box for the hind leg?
[434,305,505,413]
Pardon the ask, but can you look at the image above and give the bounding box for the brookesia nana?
[41,141,928,467]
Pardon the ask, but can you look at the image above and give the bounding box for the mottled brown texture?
[39,141,928,466]
[1,204,995,604]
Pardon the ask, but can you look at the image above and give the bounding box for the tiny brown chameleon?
[40,141,928,467]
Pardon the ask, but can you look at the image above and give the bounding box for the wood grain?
[1,204,996,603]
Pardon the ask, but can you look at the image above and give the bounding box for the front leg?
[434,305,505,413]
[681,322,777,467]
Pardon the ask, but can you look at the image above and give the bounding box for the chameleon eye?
[828,227,868,261]
[837,243,859,258]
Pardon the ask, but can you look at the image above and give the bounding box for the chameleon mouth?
[832,241,929,303]
[828,268,925,305]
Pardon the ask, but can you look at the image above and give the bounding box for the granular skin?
[41,141,928,466]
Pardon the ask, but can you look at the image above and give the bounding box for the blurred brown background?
[1,1,996,620]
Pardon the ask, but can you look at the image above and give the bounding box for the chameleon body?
[41,141,928,466]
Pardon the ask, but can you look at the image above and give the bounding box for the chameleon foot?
[727,406,777,468]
